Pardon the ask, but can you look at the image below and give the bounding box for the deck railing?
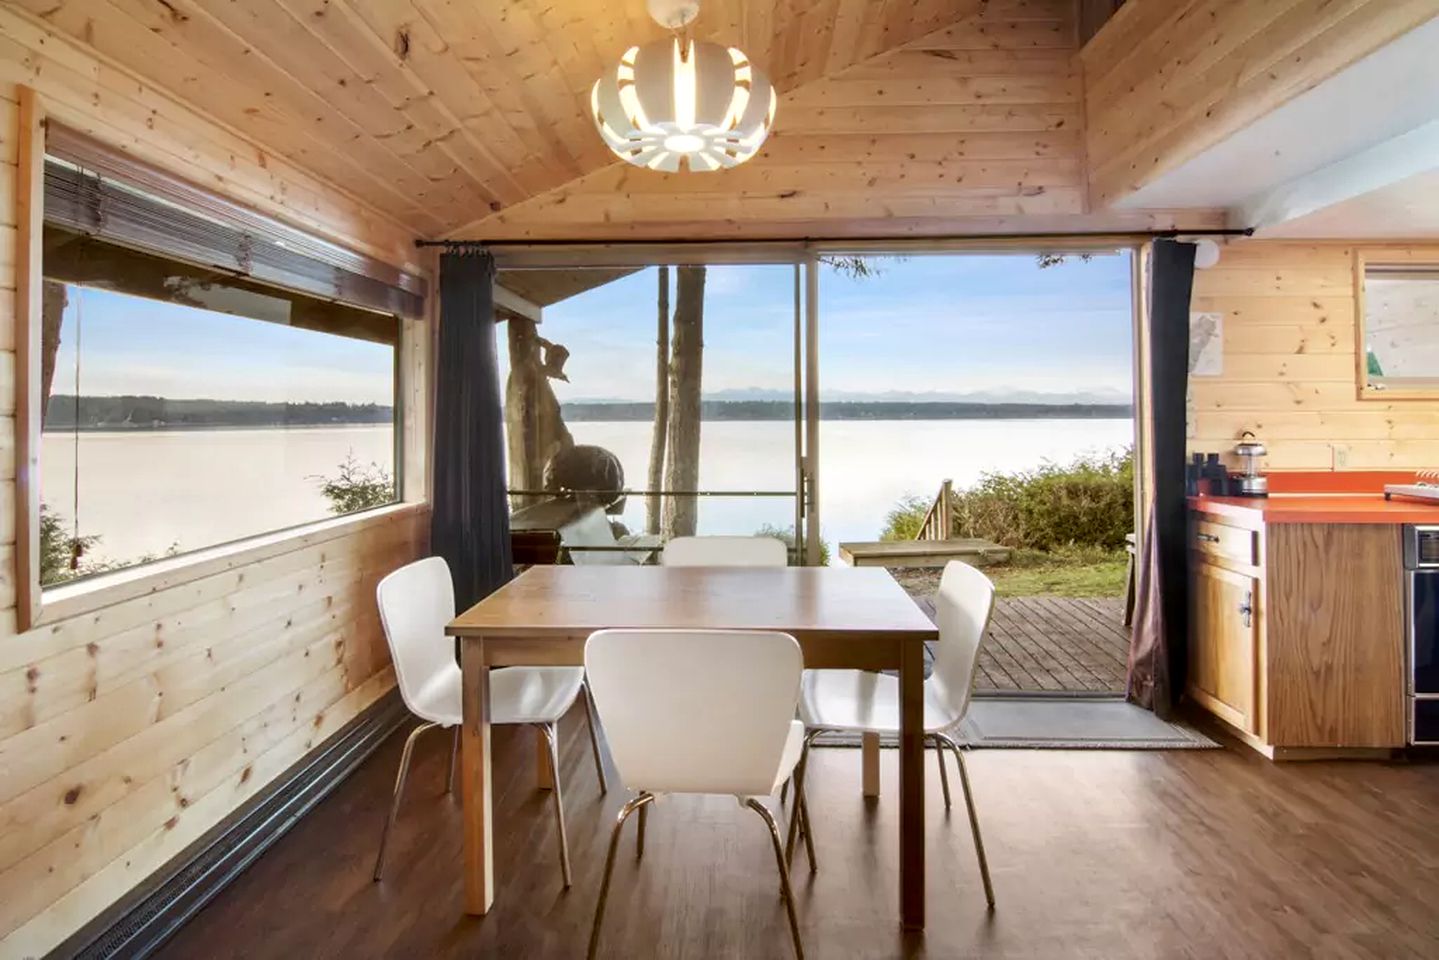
[915,479,954,541]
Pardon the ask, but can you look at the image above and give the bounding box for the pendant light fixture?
[590,0,777,173]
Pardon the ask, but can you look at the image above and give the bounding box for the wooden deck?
[915,594,1130,694]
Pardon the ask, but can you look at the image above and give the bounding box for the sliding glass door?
[495,260,817,563]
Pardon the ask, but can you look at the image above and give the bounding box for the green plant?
[315,453,396,515]
[753,523,831,566]
[39,504,102,586]
[878,448,1134,551]
[879,495,930,542]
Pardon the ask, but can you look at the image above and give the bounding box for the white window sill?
[34,501,429,628]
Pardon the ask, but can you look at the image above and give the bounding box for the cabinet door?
[1190,559,1258,734]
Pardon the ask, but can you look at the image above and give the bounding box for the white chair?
[661,534,789,567]
[372,556,607,886]
[793,560,997,907]
[583,629,808,960]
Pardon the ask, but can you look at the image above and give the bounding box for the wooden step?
[838,538,1012,568]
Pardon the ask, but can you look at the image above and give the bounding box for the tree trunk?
[662,266,704,538]
[40,281,67,430]
[505,317,572,509]
[645,266,670,534]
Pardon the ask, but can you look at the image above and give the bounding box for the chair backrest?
[376,556,460,722]
[662,535,788,567]
[560,507,633,566]
[585,629,802,796]
[928,561,997,727]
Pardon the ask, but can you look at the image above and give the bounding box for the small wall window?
[40,227,400,587]
[1360,262,1439,398]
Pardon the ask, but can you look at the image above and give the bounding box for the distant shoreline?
[41,395,1133,431]
[42,422,391,435]
[563,400,1133,422]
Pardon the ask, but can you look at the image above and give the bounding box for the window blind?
[43,124,425,318]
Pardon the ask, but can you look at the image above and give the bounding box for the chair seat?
[412,666,586,727]
[799,669,958,736]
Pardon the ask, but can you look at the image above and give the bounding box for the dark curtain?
[431,250,513,612]
[1126,239,1196,718]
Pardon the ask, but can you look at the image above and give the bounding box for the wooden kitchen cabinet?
[1187,510,1406,757]
[1189,560,1258,735]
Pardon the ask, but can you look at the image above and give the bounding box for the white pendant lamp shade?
[591,36,777,172]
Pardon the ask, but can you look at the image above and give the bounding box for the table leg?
[861,732,881,797]
[898,639,925,929]
[536,727,555,789]
[461,638,494,915]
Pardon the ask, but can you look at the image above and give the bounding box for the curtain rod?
[415,227,1255,249]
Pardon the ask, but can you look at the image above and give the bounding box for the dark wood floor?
[156,707,1439,960]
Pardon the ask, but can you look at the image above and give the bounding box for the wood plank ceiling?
[13,0,993,238]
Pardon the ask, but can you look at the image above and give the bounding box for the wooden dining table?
[445,563,939,929]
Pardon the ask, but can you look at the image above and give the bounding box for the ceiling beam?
[1237,119,1439,234]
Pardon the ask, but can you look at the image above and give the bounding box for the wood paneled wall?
[1188,241,1439,470]
[0,21,429,958]
[1082,0,1439,208]
[463,0,1217,241]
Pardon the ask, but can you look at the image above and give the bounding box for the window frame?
[1354,248,1439,401]
[14,89,429,631]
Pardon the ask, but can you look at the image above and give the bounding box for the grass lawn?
[892,545,1128,599]
[985,546,1128,597]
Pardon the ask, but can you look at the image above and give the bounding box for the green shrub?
[314,453,396,515]
[879,448,1133,551]
[753,523,831,566]
[880,495,930,542]
[39,505,103,586]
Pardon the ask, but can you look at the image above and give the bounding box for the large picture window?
[39,226,400,587]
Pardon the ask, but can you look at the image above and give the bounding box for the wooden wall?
[0,14,428,957]
[1188,241,1439,470]
[1082,0,1439,208]
[461,0,1215,241]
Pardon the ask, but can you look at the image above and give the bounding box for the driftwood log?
[505,317,572,508]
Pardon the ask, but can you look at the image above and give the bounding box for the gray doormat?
[815,698,1218,750]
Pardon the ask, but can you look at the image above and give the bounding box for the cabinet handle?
[1238,590,1253,629]
[1196,532,1221,543]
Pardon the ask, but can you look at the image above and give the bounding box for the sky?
[50,285,395,405]
[512,252,1135,404]
[53,251,1133,407]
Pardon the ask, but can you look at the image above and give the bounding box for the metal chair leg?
[373,721,438,881]
[785,730,822,870]
[446,725,459,795]
[931,734,951,809]
[580,682,608,796]
[746,799,806,960]
[589,792,655,960]
[636,801,648,860]
[937,732,994,908]
[540,724,573,888]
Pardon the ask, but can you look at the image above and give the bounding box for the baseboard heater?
[50,690,408,960]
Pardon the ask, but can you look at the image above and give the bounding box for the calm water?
[42,425,396,562]
[44,419,1130,566]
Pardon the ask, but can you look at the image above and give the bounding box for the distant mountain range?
[569,386,1133,406]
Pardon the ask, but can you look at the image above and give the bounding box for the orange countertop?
[1190,493,1439,524]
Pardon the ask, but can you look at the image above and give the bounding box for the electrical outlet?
[1332,444,1350,469]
